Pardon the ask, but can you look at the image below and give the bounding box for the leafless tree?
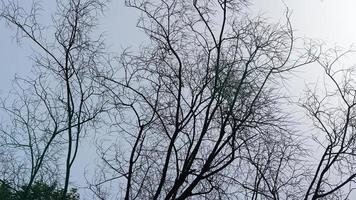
[301,48,356,200]
[7,0,356,200]
[0,0,107,198]
[92,0,316,199]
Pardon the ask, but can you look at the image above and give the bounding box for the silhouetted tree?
[0,0,107,198]
[91,0,316,199]
[5,0,356,199]
[302,48,356,200]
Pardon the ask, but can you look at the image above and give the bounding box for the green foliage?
[0,181,15,200]
[0,181,79,200]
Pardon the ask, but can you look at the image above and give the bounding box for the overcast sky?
[1,0,356,198]
[3,0,356,94]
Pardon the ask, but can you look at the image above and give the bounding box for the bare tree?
[301,48,356,200]
[92,0,315,199]
[0,0,107,198]
[237,128,307,200]
[8,0,356,200]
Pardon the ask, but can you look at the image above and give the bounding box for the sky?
[255,0,356,45]
[4,0,356,95]
[3,0,356,94]
[1,0,356,198]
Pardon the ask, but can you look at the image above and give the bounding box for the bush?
[0,181,79,200]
